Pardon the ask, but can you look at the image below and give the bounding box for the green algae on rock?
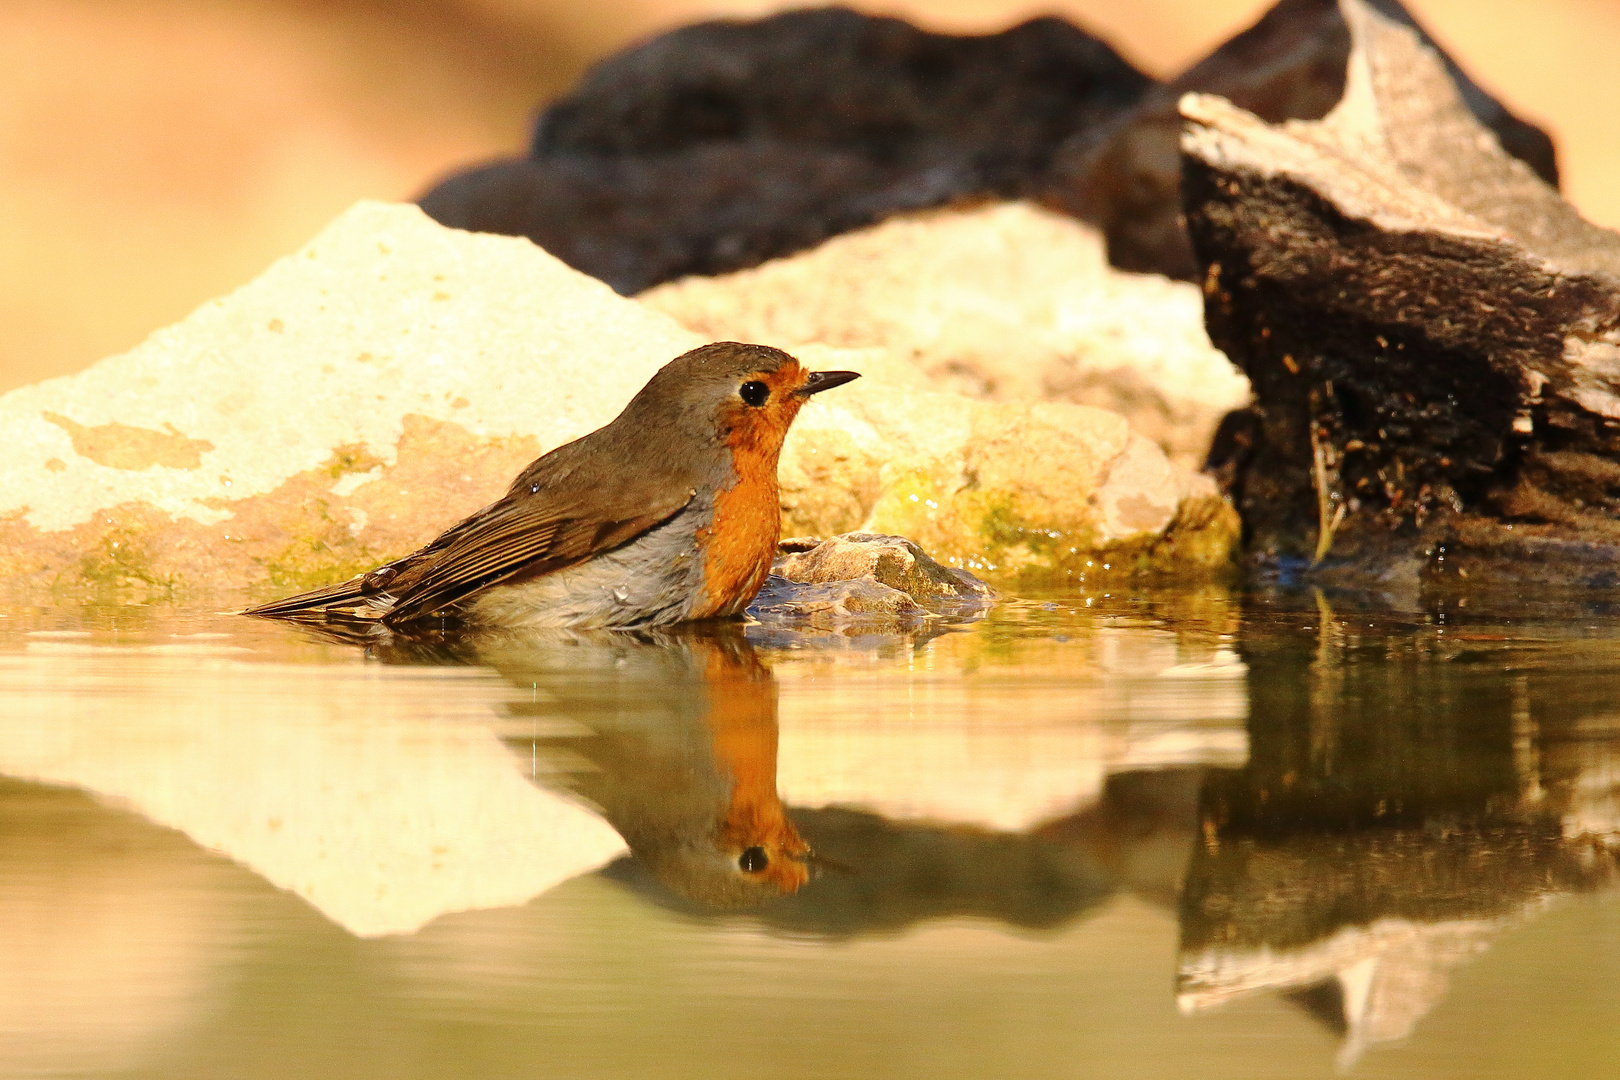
[826,398,1238,587]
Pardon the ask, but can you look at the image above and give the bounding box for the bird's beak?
[796,370,861,398]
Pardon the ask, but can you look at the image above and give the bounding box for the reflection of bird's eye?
[739,380,770,407]
[738,846,769,873]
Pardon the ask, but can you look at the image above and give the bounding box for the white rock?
[642,201,1251,468]
[0,201,1234,596]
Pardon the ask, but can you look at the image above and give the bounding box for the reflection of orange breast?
[704,647,809,894]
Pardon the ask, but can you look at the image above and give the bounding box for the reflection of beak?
[803,849,855,879]
[795,370,862,398]
[762,850,810,894]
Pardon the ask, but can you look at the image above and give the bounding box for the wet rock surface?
[775,533,994,610]
[748,532,995,628]
[1185,0,1620,586]
[419,8,1152,294]
[643,202,1249,469]
[1045,0,1558,280]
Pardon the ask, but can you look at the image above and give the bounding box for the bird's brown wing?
[244,491,690,624]
[241,574,375,619]
[375,492,690,624]
[245,412,710,624]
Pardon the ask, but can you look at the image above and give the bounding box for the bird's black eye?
[739,846,769,873]
[739,380,770,407]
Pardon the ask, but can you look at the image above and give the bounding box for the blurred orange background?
[3,0,1617,393]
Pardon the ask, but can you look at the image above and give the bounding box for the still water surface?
[2,588,1619,1078]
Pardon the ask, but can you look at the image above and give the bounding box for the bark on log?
[1044,0,1557,280]
[1185,0,1620,586]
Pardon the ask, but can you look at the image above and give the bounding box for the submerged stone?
[0,203,1232,598]
[748,532,996,628]
[748,576,933,629]
[775,533,994,611]
[1182,0,1620,586]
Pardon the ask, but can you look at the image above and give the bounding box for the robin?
[246,342,858,629]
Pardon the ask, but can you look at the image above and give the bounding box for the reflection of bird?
[475,623,811,907]
[246,342,858,629]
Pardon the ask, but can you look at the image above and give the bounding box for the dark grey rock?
[1183,0,1620,586]
[420,8,1151,294]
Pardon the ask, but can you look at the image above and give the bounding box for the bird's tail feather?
[242,576,381,620]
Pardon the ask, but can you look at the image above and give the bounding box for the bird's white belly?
[463,503,713,629]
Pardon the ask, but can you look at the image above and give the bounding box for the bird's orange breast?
[696,453,782,617]
[694,364,806,617]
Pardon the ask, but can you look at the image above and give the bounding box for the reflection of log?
[1178,809,1616,1064]
[1181,821,1607,957]
[1187,0,1620,584]
[1179,594,1620,1058]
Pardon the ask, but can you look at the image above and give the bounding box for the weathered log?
[1185,0,1620,586]
[1044,0,1557,280]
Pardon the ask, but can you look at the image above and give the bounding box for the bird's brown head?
[624,342,860,460]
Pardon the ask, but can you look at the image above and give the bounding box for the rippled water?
[3,587,1619,1078]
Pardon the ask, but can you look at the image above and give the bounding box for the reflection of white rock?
[0,611,1251,933]
[775,627,1247,831]
[0,787,234,1077]
[1178,915,1510,1067]
[0,643,626,937]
